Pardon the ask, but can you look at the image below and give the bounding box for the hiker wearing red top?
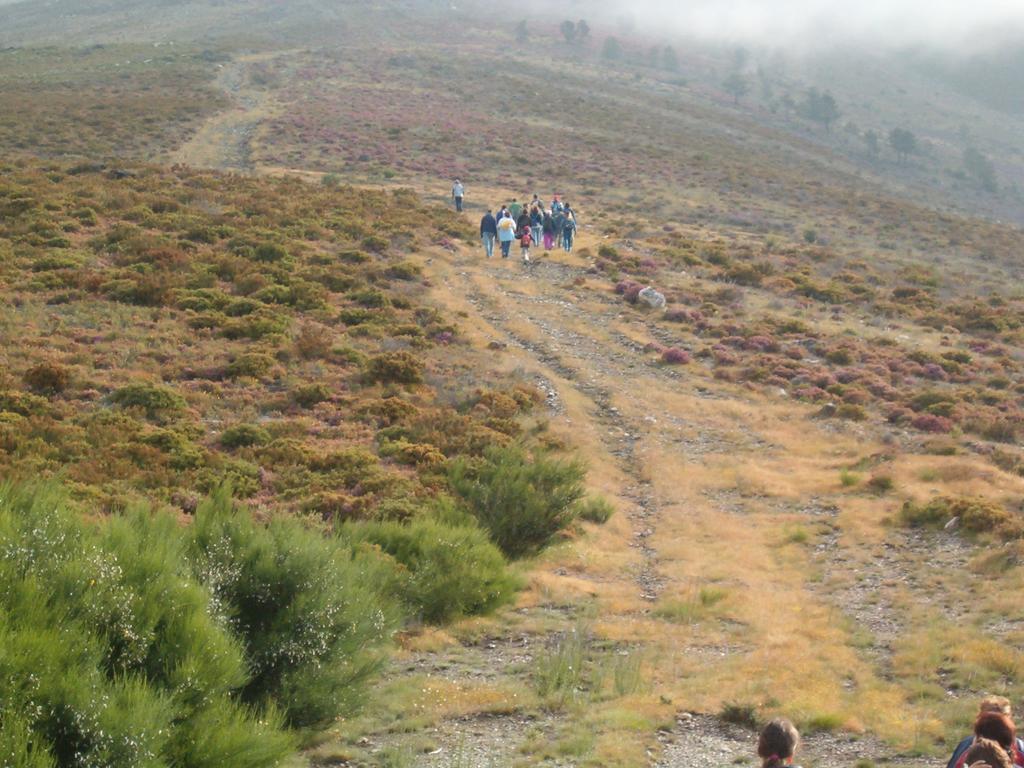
[758,719,802,768]
[519,226,533,263]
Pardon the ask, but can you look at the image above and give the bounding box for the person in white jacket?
[452,179,465,212]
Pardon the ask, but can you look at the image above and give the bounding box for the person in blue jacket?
[480,209,498,258]
[561,211,577,253]
[530,205,543,251]
[496,212,517,258]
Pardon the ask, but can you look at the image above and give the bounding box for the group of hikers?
[751,696,1024,767]
[451,180,579,263]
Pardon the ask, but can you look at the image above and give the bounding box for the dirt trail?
[402,234,929,767]
[177,68,940,765]
[172,52,285,170]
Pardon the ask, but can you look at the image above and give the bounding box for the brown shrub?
[24,362,71,395]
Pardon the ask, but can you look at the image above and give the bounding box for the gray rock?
[637,286,666,309]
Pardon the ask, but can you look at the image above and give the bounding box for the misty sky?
[618,0,1024,49]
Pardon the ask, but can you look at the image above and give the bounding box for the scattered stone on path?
[638,286,667,309]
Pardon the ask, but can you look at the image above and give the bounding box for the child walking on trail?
[520,226,533,262]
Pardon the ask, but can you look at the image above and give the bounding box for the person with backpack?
[530,205,543,251]
[480,209,498,258]
[519,225,533,263]
[541,209,555,251]
[552,206,566,247]
[509,198,523,220]
[551,195,563,214]
[757,719,802,768]
[948,698,1024,768]
[561,211,577,253]
[516,207,532,240]
[496,212,517,258]
[452,179,465,212]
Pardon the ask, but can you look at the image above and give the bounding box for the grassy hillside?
[0,160,551,515]
[0,45,228,160]
[4,1,1024,766]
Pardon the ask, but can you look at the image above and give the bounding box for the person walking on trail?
[452,179,465,212]
[530,205,543,251]
[947,697,1024,768]
[757,719,802,768]
[519,225,533,263]
[561,211,577,253]
[541,209,555,251]
[497,205,511,221]
[509,198,523,220]
[497,213,517,258]
[530,193,541,211]
[515,207,531,241]
[552,205,566,248]
[480,209,498,258]
[551,195,563,214]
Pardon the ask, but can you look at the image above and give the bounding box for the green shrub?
[221,309,290,341]
[291,383,331,408]
[0,483,292,768]
[252,243,288,263]
[186,488,400,728]
[900,496,1020,538]
[361,235,389,253]
[840,470,861,487]
[341,516,519,624]
[448,444,586,558]
[867,475,894,494]
[365,351,423,385]
[110,382,186,419]
[835,404,868,421]
[220,424,272,449]
[719,701,758,728]
[576,496,616,524]
[226,352,276,380]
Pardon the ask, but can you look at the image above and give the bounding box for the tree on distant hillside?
[723,72,750,104]
[963,146,998,193]
[515,20,528,44]
[560,20,577,44]
[801,88,840,133]
[577,19,591,41]
[602,36,623,61]
[889,128,917,164]
[864,129,880,161]
[662,45,679,72]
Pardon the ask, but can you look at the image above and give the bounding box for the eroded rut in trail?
[450,257,668,604]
